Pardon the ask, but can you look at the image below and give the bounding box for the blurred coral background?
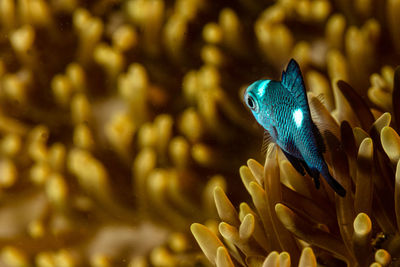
[1,0,400,266]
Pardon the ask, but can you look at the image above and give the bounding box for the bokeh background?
[0,0,400,266]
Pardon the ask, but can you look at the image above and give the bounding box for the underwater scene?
[0,0,399,266]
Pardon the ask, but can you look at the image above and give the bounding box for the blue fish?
[244,59,346,197]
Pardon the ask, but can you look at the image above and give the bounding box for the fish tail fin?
[320,168,346,197]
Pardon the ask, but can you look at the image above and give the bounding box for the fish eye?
[247,96,255,108]
[245,93,258,112]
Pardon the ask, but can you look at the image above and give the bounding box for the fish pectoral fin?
[282,150,305,176]
[261,130,272,155]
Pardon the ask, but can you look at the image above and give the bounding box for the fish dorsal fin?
[281,59,310,115]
